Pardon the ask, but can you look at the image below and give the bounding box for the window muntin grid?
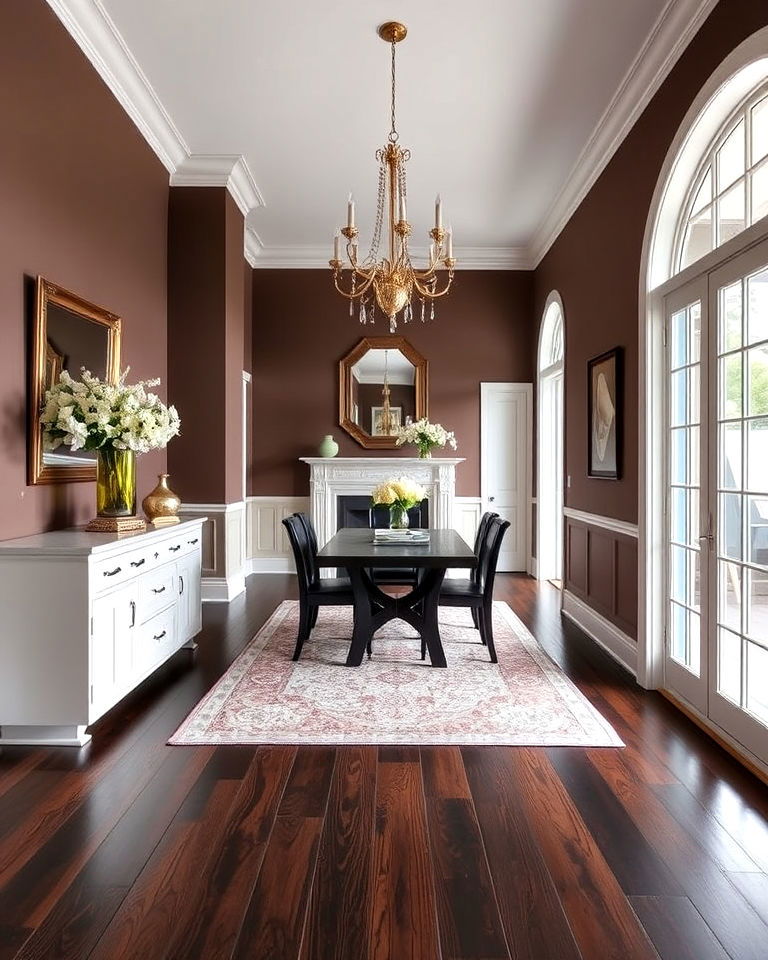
[675,86,768,274]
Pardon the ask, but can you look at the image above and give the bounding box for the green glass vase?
[389,503,410,529]
[96,447,137,518]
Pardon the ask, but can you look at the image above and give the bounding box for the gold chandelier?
[329,20,456,333]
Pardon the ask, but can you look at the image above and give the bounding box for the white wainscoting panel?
[246,497,310,573]
[178,502,245,602]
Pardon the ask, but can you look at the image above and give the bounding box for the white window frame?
[536,292,565,583]
[640,28,768,699]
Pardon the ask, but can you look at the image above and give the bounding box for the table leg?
[414,567,447,667]
[346,566,375,666]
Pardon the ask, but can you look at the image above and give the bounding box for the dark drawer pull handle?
[103,567,122,577]
[179,575,185,596]
[169,545,181,553]
[130,600,136,628]
[130,558,145,568]
[152,585,166,594]
[188,538,199,545]
[153,630,167,641]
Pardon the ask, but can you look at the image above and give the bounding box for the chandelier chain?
[388,41,398,143]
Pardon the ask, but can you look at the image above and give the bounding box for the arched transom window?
[676,83,768,272]
[540,301,564,372]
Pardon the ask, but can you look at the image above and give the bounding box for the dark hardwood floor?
[1,575,768,959]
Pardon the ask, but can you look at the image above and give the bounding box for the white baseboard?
[562,589,637,676]
[245,557,296,575]
[201,574,246,603]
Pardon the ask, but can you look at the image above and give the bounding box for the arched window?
[540,300,564,373]
[675,82,768,273]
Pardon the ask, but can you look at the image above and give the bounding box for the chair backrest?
[477,516,511,600]
[282,515,315,593]
[472,512,498,582]
[293,512,319,584]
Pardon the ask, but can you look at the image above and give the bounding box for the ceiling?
[50,0,717,267]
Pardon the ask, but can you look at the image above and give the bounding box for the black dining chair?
[282,514,354,661]
[466,511,498,627]
[368,503,420,589]
[431,515,510,663]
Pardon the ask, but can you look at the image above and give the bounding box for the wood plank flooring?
[1,575,768,959]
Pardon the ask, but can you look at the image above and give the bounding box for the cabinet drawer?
[138,565,176,621]
[92,547,148,591]
[162,532,200,561]
[135,606,177,675]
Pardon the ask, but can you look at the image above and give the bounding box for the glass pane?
[719,179,746,245]
[688,487,700,548]
[748,345,768,416]
[751,160,768,224]
[749,496,768,568]
[670,544,689,603]
[720,354,742,419]
[746,641,768,726]
[720,422,743,490]
[747,567,768,640]
[720,281,742,353]
[670,309,687,368]
[691,169,712,215]
[751,95,768,165]
[747,267,768,344]
[720,492,743,560]
[748,419,768,491]
[718,119,745,191]
[671,370,687,426]
[670,602,687,664]
[689,365,700,425]
[690,303,701,363]
[671,428,688,484]
[681,207,713,269]
[690,426,700,486]
[671,487,687,544]
[719,560,742,630]
[718,627,742,704]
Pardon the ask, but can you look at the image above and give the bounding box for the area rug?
[169,601,623,747]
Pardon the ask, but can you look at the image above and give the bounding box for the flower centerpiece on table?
[40,368,180,531]
[395,417,457,459]
[371,476,428,529]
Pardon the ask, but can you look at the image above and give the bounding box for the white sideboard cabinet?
[0,518,205,746]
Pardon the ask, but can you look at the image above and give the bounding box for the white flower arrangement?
[371,476,428,510]
[40,368,180,455]
[395,417,457,458]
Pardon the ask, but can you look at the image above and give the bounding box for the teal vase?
[318,434,339,458]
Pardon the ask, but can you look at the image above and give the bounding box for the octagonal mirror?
[339,336,428,449]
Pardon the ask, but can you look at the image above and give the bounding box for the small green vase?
[389,503,410,529]
[318,434,339,458]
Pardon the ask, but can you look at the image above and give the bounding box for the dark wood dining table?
[316,527,477,667]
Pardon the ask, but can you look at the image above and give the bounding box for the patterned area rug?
[169,601,623,747]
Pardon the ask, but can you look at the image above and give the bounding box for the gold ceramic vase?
[142,473,181,526]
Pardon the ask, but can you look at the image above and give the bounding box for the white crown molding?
[46,0,189,173]
[46,0,266,251]
[247,243,532,270]
[171,155,265,217]
[529,0,719,266]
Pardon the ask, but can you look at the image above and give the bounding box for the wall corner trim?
[562,589,638,677]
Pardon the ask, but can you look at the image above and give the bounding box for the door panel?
[480,383,531,571]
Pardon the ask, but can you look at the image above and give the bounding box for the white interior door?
[481,382,531,572]
[538,371,564,582]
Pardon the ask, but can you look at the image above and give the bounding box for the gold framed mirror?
[29,277,121,485]
[339,336,428,449]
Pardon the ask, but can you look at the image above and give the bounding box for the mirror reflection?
[29,278,121,484]
[350,348,416,437]
[339,336,428,449]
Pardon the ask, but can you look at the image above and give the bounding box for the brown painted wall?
[167,188,246,504]
[534,0,768,525]
[251,270,534,497]
[0,0,168,542]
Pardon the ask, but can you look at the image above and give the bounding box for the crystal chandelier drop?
[329,21,456,333]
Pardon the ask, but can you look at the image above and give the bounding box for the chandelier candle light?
[329,21,456,333]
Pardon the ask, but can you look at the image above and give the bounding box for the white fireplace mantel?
[300,457,465,547]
